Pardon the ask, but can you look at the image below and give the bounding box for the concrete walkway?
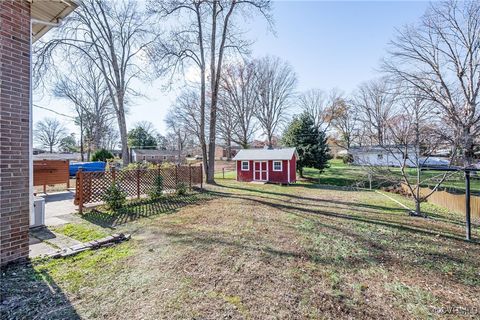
[29,191,83,258]
[29,227,82,258]
[37,191,81,226]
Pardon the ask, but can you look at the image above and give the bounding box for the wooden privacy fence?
[75,165,203,212]
[34,160,70,193]
[401,184,480,219]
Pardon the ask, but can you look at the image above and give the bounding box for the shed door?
[254,161,267,181]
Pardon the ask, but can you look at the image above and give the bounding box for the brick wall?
[0,0,31,265]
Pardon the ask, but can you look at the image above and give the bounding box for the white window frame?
[273,160,282,171]
[241,161,249,171]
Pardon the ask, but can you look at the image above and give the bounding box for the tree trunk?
[226,136,232,160]
[79,120,85,161]
[117,110,129,166]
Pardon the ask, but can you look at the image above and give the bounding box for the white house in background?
[349,145,416,167]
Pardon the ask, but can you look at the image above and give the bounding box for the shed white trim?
[233,148,297,161]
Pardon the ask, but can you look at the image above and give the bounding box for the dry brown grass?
[2,180,479,319]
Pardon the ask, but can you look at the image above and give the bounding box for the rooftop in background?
[233,148,297,161]
[349,145,415,153]
[31,0,78,42]
[33,152,86,161]
[130,149,178,156]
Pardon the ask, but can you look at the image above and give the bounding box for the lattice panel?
[76,165,203,206]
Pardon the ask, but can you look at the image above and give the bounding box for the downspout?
[29,17,33,225]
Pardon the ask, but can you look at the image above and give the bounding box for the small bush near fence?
[149,175,164,199]
[102,183,126,210]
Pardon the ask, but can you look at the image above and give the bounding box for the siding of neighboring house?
[352,151,415,167]
[0,0,31,265]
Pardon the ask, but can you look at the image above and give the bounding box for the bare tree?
[165,106,191,161]
[217,98,237,159]
[34,118,67,153]
[381,91,451,217]
[254,56,297,148]
[101,127,120,151]
[167,89,205,144]
[54,59,113,161]
[220,62,258,148]
[149,0,272,182]
[35,0,155,166]
[299,88,343,134]
[354,79,398,146]
[331,98,359,150]
[384,0,480,165]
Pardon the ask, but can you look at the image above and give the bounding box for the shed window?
[241,161,249,171]
[273,161,282,171]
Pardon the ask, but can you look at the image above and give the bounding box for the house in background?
[130,149,182,164]
[233,148,297,184]
[349,145,416,167]
[215,145,241,160]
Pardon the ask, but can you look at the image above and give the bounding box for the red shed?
[233,148,297,184]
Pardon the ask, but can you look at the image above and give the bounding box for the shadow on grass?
[0,263,80,319]
[209,186,479,244]
[217,183,407,213]
[81,191,214,228]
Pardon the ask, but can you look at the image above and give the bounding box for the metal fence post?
[465,170,471,241]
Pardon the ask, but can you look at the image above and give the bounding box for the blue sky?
[34,0,430,137]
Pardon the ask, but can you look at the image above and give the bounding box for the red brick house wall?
[0,0,31,265]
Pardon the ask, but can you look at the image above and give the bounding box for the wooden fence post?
[175,165,178,188]
[111,166,116,184]
[189,164,192,190]
[223,167,225,179]
[136,169,141,199]
[200,163,203,190]
[77,168,83,214]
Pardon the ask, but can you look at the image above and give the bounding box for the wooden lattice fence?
[75,165,203,212]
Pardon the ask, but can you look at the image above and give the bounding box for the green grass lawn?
[303,159,480,194]
[2,180,479,319]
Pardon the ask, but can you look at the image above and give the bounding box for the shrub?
[160,161,175,169]
[342,154,354,164]
[102,183,126,210]
[91,149,114,162]
[149,174,164,199]
[176,182,187,196]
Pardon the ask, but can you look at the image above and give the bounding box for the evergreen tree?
[128,126,157,149]
[282,112,331,177]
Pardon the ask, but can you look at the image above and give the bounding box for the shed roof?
[233,148,297,161]
[30,0,78,43]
